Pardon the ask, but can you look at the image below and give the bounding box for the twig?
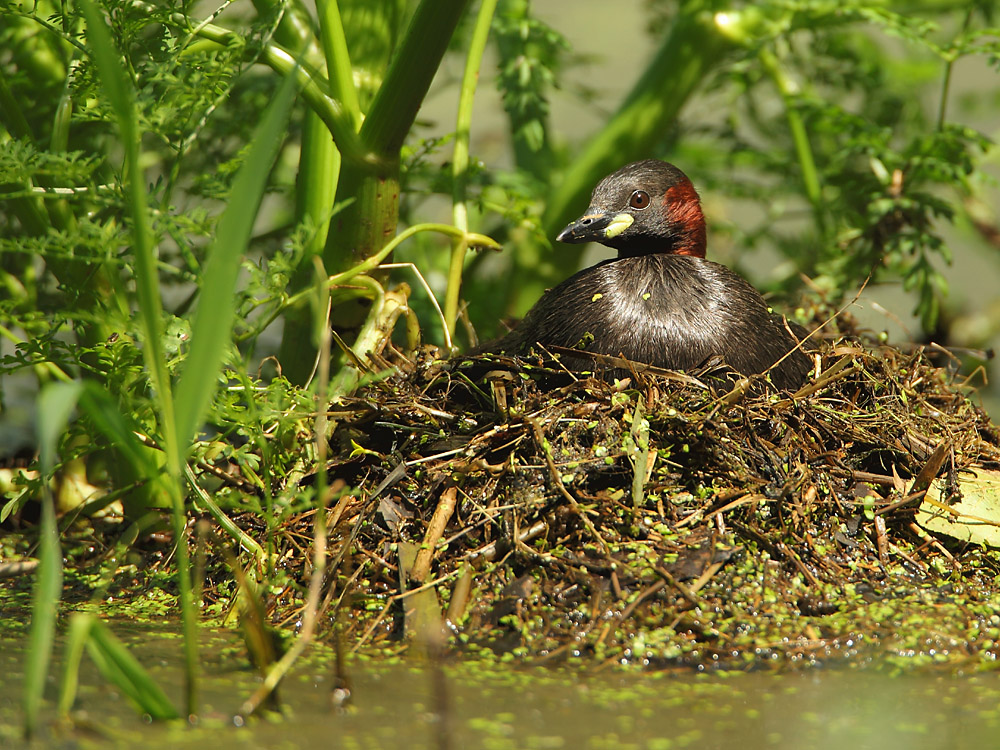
[410,486,459,584]
[653,565,704,609]
[237,261,334,717]
[528,418,610,555]
[465,520,548,564]
[378,262,452,351]
[766,273,873,387]
[352,568,463,651]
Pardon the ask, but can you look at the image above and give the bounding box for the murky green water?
[3,622,1000,749]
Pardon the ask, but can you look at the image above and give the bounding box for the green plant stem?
[271,226,496,365]
[78,0,197,715]
[248,40,373,165]
[316,0,362,131]
[445,0,499,341]
[0,325,73,383]
[280,112,340,382]
[279,0,350,383]
[329,280,415,396]
[285,225,495,392]
[330,224,499,289]
[297,111,340,258]
[326,0,473,273]
[360,0,472,156]
[238,262,333,717]
[630,399,649,513]
[279,224,498,315]
[184,466,267,564]
[936,5,975,131]
[132,1,374,165]
[282,0,470,380]
[759,46,826,239]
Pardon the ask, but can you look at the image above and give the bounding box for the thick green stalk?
[244,38,373,165]
[260,0,349,383]
[279,109,341,384]
[298,112,341,258]
[325,0,472,272]
[360,0,472,156]
[325,162,401,274]
[316,0,363,131]
[276,0,472,381]
[445,0,499,339]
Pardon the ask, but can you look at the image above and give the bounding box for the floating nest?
[284,314,1000,670]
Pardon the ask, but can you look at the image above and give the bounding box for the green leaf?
[917,469,1000,548]
[23,382,81,736]
[85,620,181,720]
[78,0,199,714]
[172,61,299,450]
[57,613,96,716]
[78,0,175,454]
[78,382,159,479]
[37,382,83,471]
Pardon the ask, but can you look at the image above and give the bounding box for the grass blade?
[445,0,499,336]
[57,613,96,716]
[77,0,175,445]
[77,0,197,713]
[172,66,299,450]
[85,621,180,720]
[23,382,81,736]
[78,382,159,479]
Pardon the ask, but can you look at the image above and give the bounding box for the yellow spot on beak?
[603,213,634,239]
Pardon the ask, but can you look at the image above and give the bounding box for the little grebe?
[487,160,811,390]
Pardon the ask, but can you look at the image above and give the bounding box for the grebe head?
[556,159,707,259]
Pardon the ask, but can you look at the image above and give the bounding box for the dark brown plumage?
[485,160,812,391]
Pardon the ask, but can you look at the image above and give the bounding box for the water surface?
[3,623,999,749]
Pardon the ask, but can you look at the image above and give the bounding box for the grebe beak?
[556,210,634,244]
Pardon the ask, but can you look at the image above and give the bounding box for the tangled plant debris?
[261,313,1000,670]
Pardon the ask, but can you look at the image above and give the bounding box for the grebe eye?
[629,190,650,209]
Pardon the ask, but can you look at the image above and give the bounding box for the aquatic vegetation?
[2,0,1000,735]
